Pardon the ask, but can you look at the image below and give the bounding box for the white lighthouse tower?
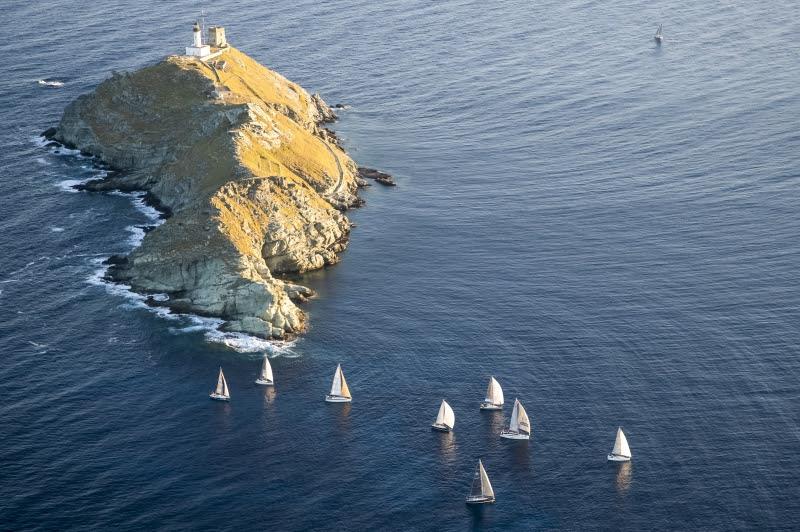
[185,21,211,58]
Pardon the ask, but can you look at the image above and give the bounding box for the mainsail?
[508,399,530,434]
[215,368,228,397]
[485,377,504,405]
[436,400,455,429]
[330,364,343,396]
[612,427,631,457]
[260,356,273,382]
[469,461,483,497]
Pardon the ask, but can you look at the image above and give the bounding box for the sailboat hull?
[431,423,452,432]
[465,495,495,505]
[209,393,230,401]
[325,395,351,403]
[500,430,529,440]
[480,402,503,410]
[254,379,274,386]
[607,453,631,462]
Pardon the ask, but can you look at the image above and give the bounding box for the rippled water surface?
[2,0,799,529]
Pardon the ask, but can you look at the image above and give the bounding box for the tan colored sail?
[339,368,351,399]
[516,401,531,434]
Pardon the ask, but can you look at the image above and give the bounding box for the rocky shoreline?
[49,46,392,340]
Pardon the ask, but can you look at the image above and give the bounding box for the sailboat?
[254,355,274,386]
[209,367,230,401]
[500,398,531,440]
[325,363,352,402]
[465,459,496,504]
[431,399,455,432]
[654,24,663,43]
[480,376,504,410]
[607,427,632,461]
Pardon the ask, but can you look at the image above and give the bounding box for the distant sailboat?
[607,427,632,461]
[209,367,230,401]
[654,24,663,43]
[254,355,274,386]
[500,398,531,440]
[431,399,455,432]
[480,376,504,410]
[465,459,496,504]
[325,363,352,402]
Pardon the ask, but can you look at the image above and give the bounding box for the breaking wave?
[38,134,296,354]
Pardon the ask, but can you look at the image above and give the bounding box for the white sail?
[330,364,343,396]
[485,377,504,405]
[612,427,631,457]
[260,356,273,382]
[479,460,494,498]
[215,368,229,397]
[516,400,530,434]
[435,399,455,429]
[508,399,520,432]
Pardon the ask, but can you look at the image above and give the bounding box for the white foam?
[87,260,292,353]
[56,178,94,192]
[50,226,65,232]
[125,225,147,247]
[38,79,64,88]
[32,135,50,148]
[43,140,287,354]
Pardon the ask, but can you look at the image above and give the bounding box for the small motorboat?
[654,24,663,43]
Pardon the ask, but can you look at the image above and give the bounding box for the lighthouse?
[185,21,211,58]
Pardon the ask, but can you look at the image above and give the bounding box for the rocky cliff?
[53,46,364,339]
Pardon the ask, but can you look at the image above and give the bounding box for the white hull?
[325,395,351,403]
[254,378,274,386]
[209,393,230,401]
[607,454,631,462]
[480,402,502,410]
[466,496,495,505]
[431,423,452,432]
[500,430,529,440]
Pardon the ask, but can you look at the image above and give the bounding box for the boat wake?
[38,79,65,88]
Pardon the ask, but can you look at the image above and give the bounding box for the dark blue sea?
[2,0,799,529]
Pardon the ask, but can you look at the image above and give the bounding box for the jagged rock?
[54,46,365,339]
[357,166,396,186]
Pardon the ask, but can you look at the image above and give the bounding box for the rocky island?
[48,30,383,339]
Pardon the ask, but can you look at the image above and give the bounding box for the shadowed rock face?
[54,46,362,339]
